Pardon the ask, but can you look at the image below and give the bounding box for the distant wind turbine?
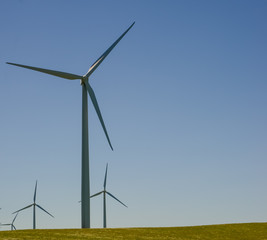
[0,212,19,230]
[6,22,135,228]
[91,163,127,228]
[13,181,54,229]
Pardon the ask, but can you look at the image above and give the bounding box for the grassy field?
[0,223,266,240]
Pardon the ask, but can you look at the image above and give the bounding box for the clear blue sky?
[0,0,267,230]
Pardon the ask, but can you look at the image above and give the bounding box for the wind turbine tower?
[0,213,19,230]
[13,181,54,229]
[91,163,127,228]
[7,22,134,228]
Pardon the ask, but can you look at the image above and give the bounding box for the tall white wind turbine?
[6,22,135,228]
[91,163,127,228]
[0,213,19,230]
[13,181,54,229]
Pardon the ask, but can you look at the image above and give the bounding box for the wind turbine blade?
[0,224,11,226]
[90,191,103,198]
[36,204,54,218]
[104,163,108,189]
[33,181,37,203]
[6,62,83,80]
[85,22,135,78]
[13,225,17,230]
[85,82,113,150]
[12,213,19,224]
[13,204,33,214]
[106,192,128,208]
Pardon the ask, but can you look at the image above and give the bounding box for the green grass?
[0,223,266,240]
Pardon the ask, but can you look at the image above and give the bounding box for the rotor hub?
[80,76,88,85]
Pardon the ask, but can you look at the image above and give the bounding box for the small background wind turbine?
[7,22,134,228]
[91,163,127,228]
[13,181,54,229]
[0,212,19,230]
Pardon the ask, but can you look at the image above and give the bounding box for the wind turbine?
[0,213,19,230]
[91,163,127,228]
[13,181,54,229]
[6,22,134,228]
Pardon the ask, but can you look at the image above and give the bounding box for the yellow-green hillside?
[0,223,266,240]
